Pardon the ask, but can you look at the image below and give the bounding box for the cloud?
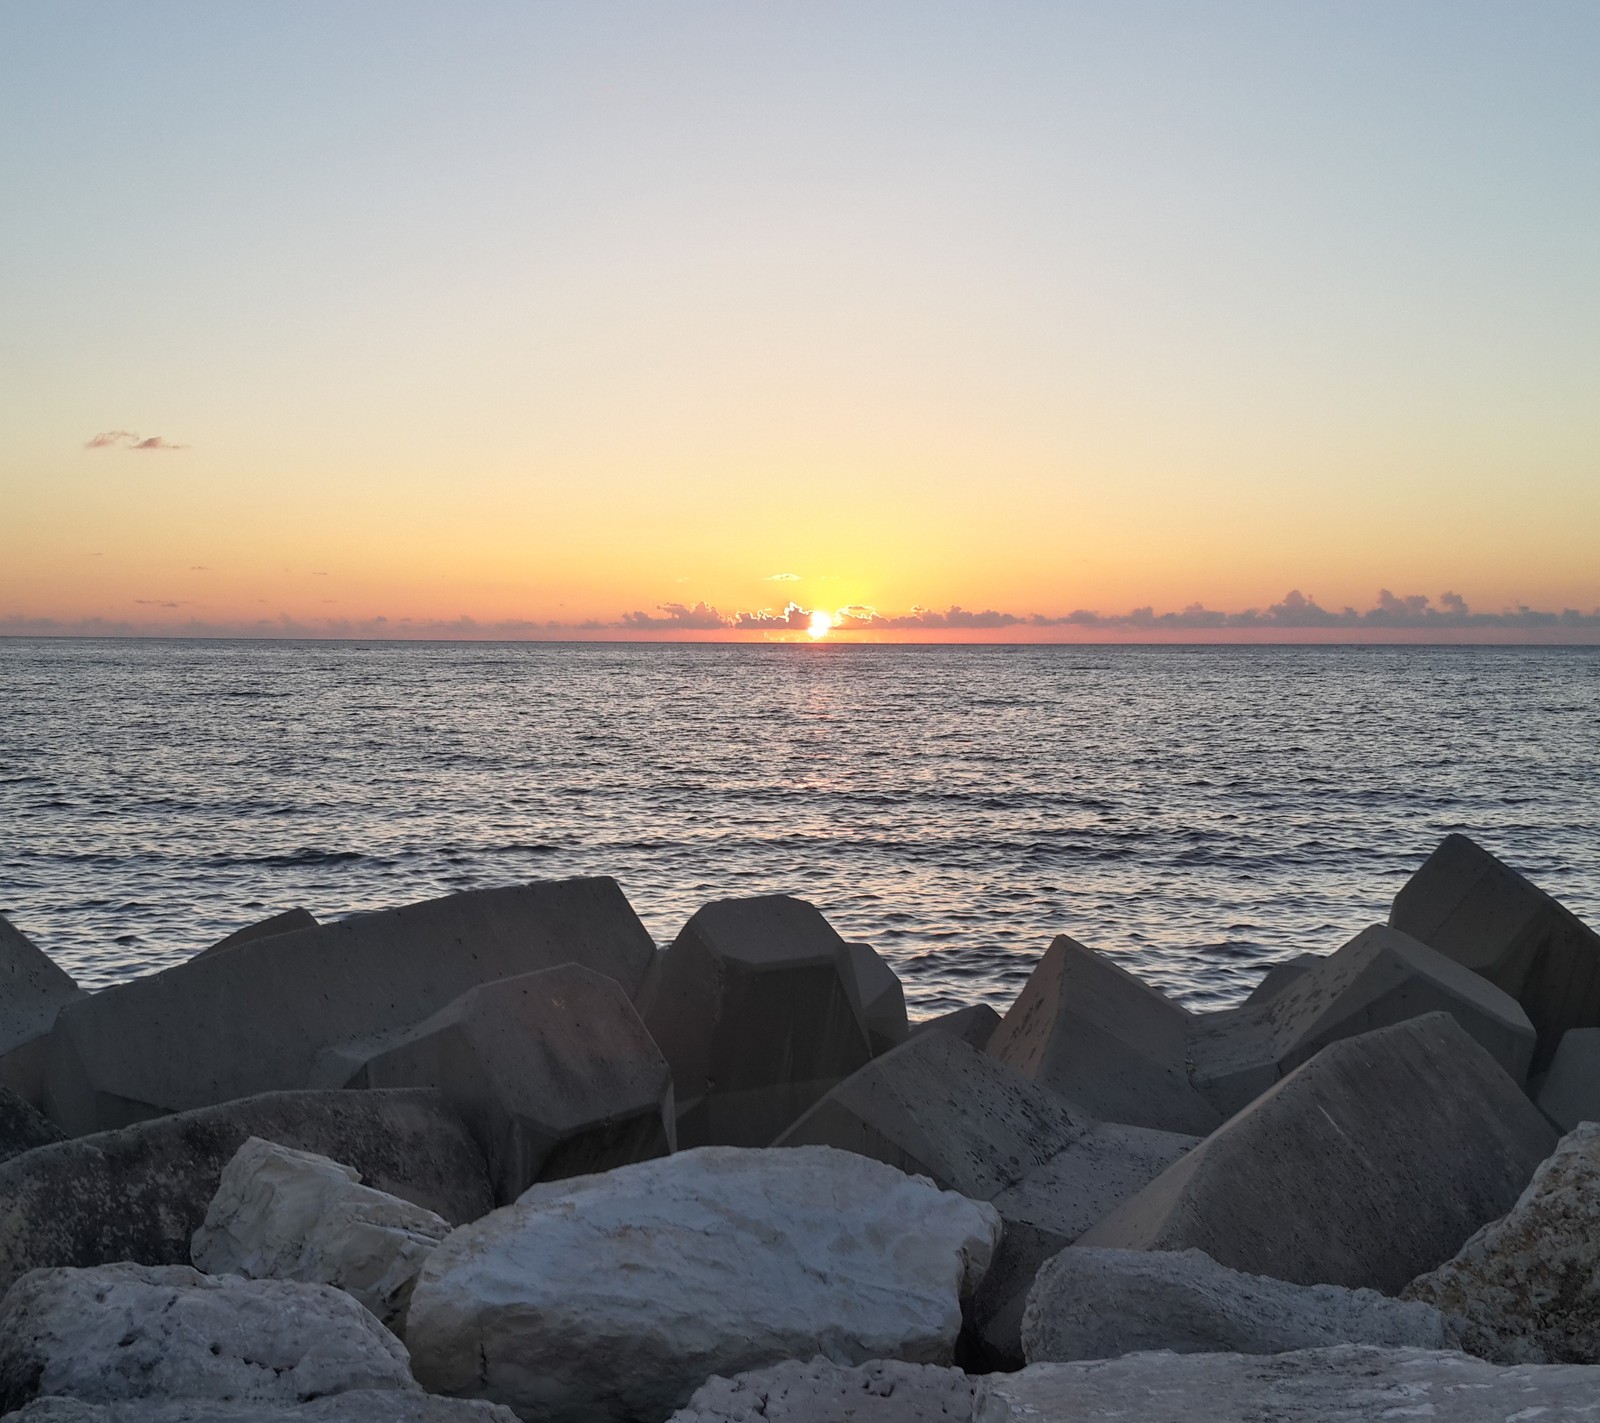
[133,599,185,608]
[731,602,810,630]
[764,572,801,582]
[84,431,187,451]
[619,601,729,631]
[832,603,1025,630]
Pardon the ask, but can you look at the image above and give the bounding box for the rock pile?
[0,835,1594,1420]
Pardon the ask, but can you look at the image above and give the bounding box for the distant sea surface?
[3,638,1598,1015]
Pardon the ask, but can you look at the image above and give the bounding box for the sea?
[2,638,1597,1016]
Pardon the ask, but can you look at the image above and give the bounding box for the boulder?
[1534,1027,1600,1131]
[1404,1121,1600,1363]
[839,943,909,1055]
[764,1032,1198,1367]
[43,877,656,1135]
[985,935,1223,1135]
[975,1345,1600,1422]
[7,1399,519,1423]
[0,1088,490,1296]
[0,1264,414,1413]
[192,1137,451,1335]
[1022,1247,1457,1363]
[634,896,878,1147]
[669,1358,975,1423]
[1077,1013,1558,1293]
[910,1004,1001,1051]
[405,1145,1001,1423]
[193,908,318,962]
[1242,954,1323,1006]
[1390,833,1600,1071]
[1187,924,1537,1115]
[0,1086,66,1162]
[0,914,83,1106]
[323,965,673,1202]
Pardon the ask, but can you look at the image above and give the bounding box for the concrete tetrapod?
[0,914,83,1108]
[1241,953,1324,1006]
[324,964,674,1202]
[1391,833,1600,1072]
[839,943,909,1056]
[910,1003,1001,1051]
[192,907,318,962]
[0,1088,491,1296]
[1534,1028,1600,1131]
[774,1029,1197,1366]
[1076,1013,1557,1293]
[1187,923,1538,1115]
[985,935,1224,1135]
[43,876,657,1135]
[635,896,885,1147]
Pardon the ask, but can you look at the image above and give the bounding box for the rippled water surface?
[3,638,1597,1014]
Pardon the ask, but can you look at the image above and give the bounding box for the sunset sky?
[2,2,1596,641]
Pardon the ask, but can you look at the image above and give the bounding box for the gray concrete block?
[0,1086,65,1164]
[1188,924,1537,1115]
[193,908,318,962]
[1077,1013,1558,1293]
[1391,833,1600,1072]
[911,1004,1001,1051]
[331,965,673,1202]
[635,896,876,1148]
[986,935,1224,1135]
[43,877,656,1135]
[839,943,909,1055]
[1022,1247,1457,1364]
[1242,954,1324,1006]
[0,915,83,1106]
[0,1088,492,1297]
[1535,1028,1600,1131]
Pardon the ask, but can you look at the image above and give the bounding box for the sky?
[2,1,1597,642]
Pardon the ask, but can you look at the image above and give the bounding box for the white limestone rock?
[976,1345,1600,1421]
[1404,1121,1600,1363]
[0,1264,415,1414]
[405,1145,1001,1423]
[670,1357,975,1423]
[1022,1247,1458,1363]
[7,1396,518,1423]
[192,1137,451,1334]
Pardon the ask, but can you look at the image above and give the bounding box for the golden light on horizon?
[808,609,834,639]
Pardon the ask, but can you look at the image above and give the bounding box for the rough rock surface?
[635,896,879,1147]
[326,964,673,1202]
[44,876,656,1134]
[1022,1247,1458,1363]
[7,1399,518,1423]
[1077,1013,1557,1293]
[976,1346,1600,1421]
[405,1145,1001,1423]
[192,1137,450,1335]
[0,1264,415,1414]
[1390,832,1600,1072]
[1404,1121,1600,1363]
[1535,1028,1600,1131]
[0,1088,490,1296]
[669,1357,975,1423]
[985,935,1223,1135]
[0,1086,66,1163]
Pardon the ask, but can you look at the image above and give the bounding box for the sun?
[808,609,834,639]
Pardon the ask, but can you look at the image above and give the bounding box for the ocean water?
[2,638,1597,1015]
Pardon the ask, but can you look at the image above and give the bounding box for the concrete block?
[43,877,656,1135]
[0,915,83,1105]
[635,896,876,1147]
[839,943,909,1055]
[1535,1028,1600,1131]
[911,1003,1001,1050]
[1077,1013,1558,1293]
[193,908,318,962]
[0,1088,491,1297]
[329,965,673,1202]
[0,1086,65,1163]
[1188,924,1537,1115]
[1391,833,1600,1072]
[986,935,1223,1135]
[1242,954,1323,1006]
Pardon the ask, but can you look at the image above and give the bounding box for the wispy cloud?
[619,601,728,631]
[764,572,801,582]
[83,431,187,451]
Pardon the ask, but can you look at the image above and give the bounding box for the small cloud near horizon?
[84,431,187,451]
[764,572,801,582]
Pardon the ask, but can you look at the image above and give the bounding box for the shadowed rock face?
[4,1398,523,1423]
[670,1358,976,1423]
[1077,1013,1557,1294]
[43,877,657,1135]
[0,1088,491,1297]
[1535,1028,1600,1130]
[0,914,83,1106]
[1390,833,1600,1073]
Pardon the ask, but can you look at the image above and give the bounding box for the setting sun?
[808,609,834,639]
